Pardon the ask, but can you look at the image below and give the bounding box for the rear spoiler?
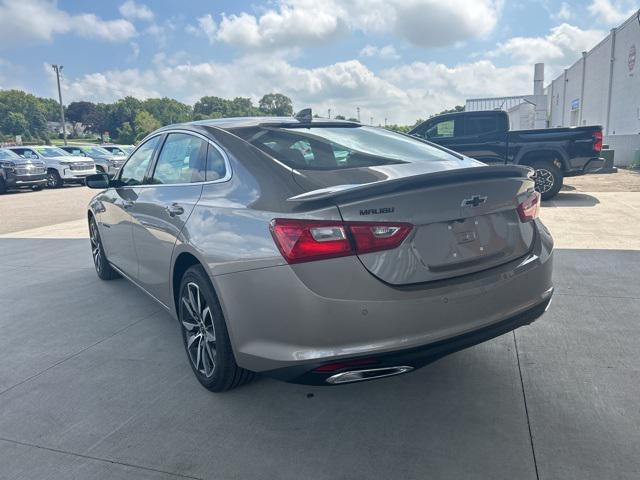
[287,165,533,203]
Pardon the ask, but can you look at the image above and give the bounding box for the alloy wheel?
[181,282,217,378]
[89,219,102,275]
[533,168,554,194]
[47,172,57,188]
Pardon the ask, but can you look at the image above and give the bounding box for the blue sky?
[0,0,638,123]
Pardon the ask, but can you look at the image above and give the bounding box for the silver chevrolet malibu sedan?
[85,113,553,392]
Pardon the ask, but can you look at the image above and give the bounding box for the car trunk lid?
[289,165,536,285]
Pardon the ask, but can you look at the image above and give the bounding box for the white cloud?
[58,53,536,125]
[359,45,400,60]
[73,14,137,42]
[187,14,217,44]
[0,0,136,44]
[554,2,572,20]
[128,42,140,61]
[119,0,154,22]
[488,23,605,69]
[588,0,638,26]
[191,0,502,51]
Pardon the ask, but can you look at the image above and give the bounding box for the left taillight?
[517,191,541,222]
[270,219,413,264]
[593,130,603,153]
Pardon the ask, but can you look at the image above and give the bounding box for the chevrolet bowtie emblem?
[461,195,487,207]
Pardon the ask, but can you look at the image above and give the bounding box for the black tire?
[0,177,6,194]
[532,160,563,200]
[96,165,105,174]
[31,184,43,191]
[89,216,120,280]
[46,169,63,188]
[179,265,255,392]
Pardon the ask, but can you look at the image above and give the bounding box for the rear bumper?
[213,219,554,375]
[566,156,604,175]
[582,157,604,174]
[268,293,552,384]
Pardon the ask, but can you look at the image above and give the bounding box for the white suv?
[7,146,96,188]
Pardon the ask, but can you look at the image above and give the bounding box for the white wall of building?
[547,12,640,165]
[581,36,611,128]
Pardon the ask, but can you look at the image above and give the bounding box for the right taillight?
[517,191,541,222]
[270,218,413,264]
[593,130,603,153]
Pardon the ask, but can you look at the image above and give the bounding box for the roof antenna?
[294,108,312,122]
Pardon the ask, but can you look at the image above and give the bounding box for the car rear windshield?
[232,125,457,170]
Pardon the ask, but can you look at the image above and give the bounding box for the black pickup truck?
[409,110,604,199]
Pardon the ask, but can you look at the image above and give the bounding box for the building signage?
[629,44,636,72]
[571,98,580,111]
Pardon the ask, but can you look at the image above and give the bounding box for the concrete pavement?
[0,180,639,479]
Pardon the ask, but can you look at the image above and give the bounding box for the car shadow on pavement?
[543,192,600,208]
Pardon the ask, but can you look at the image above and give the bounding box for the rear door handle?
[165,203,185,217]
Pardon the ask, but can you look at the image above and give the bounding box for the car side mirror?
[85,173,110,189]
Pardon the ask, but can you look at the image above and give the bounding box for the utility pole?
[51,64,67,145]
[327,108,331,119]
[356,107,360,122]
[384,117,387,127]
[370,116,373,125]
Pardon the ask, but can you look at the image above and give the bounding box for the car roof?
[162,116,360,131]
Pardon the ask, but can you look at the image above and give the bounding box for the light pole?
[51,64,67,145]
[356,107,360,122]
[327,108,331,119]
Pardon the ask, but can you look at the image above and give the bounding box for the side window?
[464,115,497,136]
[151,133,207,185]
[22,149,37,158]
[205,143,227,181]
[120,136,160,186]
[425,119,456,139]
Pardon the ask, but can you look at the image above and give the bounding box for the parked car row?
[0,144,133,193]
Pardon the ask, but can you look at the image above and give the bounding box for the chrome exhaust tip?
[325,366,414,385]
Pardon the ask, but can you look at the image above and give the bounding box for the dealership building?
[468,11,640,166]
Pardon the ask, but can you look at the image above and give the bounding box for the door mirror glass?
[85,173,110,189]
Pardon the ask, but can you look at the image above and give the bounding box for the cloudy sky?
[0,0,638,124]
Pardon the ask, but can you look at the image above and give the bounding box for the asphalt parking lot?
[1,171,639,480]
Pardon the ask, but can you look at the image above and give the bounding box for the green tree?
[86,103,112,140]
[0,90,48,140]
[347,117,359,123]
[40,97,63,122]
[117,122,135,144]
[193,96,230,118]
[430,105,464,118]
[258,93,293,116]
[229,97,258,117]
[142,97,191,125]
[134,111,161,141]
[334,115,346,120]
[66,101,97,124]
[1,112,29,136]
[108,96,143,138]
